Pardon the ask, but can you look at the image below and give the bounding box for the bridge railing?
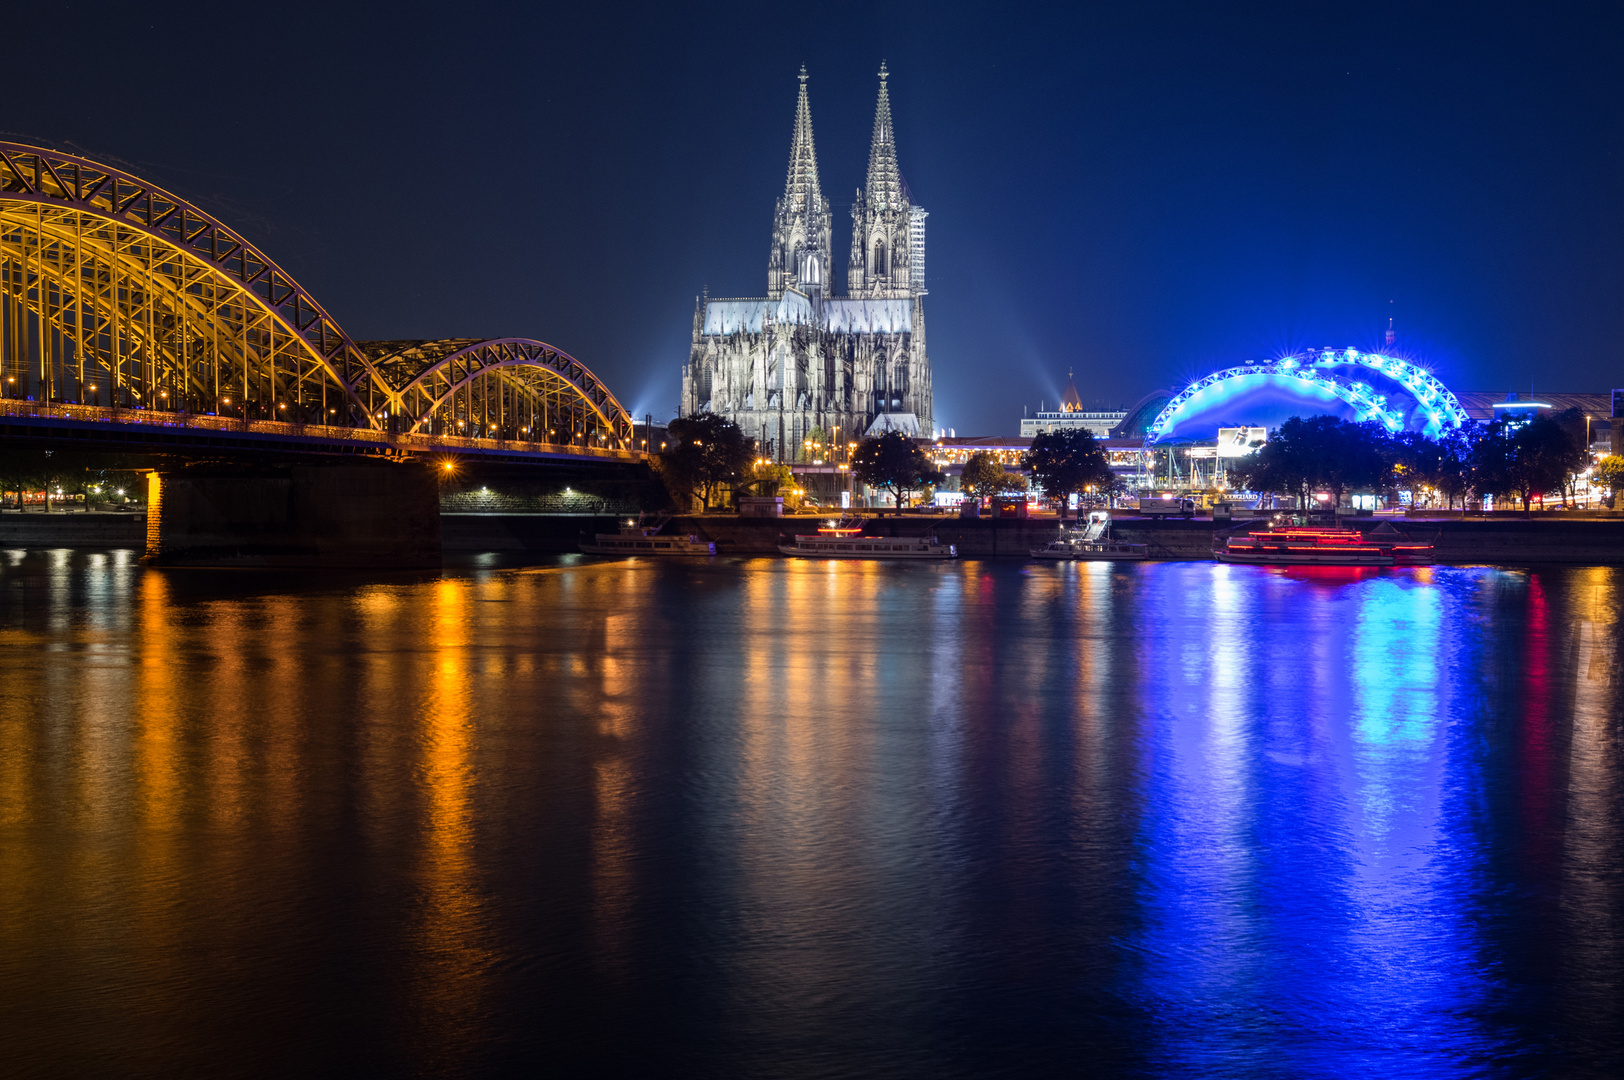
[0,400,643,462]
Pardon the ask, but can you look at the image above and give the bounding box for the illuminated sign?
[1216,427,1268,457]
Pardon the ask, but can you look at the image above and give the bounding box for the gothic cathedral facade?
[680,65,932,461]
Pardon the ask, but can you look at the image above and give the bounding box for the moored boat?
[1031,512,1148,561]
[581,516,715,556]
[1215,521,1432,566]
[778,523,956,559]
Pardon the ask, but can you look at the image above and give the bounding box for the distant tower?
[768,66,832,299]
[1061,368,1082,413]
[1385,302,1396,352]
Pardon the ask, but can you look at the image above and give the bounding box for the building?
[926,435,1154,498]
[1455,389,1612,450]
[1146,349,1471,442]
[1019,370,1126,438]
[681,66,932,461]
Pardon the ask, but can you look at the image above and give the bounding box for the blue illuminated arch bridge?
[1146,349,1469,443]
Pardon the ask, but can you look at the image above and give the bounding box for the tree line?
[0,448,145,510]
[653,414,1119,514]
[652,408,1623,516]
[1227,410,1616,511]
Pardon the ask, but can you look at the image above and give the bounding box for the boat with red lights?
[1215,521,1433,566]
[778,523,956,559]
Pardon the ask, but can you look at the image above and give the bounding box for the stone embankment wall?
[439,462,661,517]
[440,487,643,516]
[0,510,146,547]
[1421,516,1624,564]
[9,502,1622,566]
[446,512,1624,564]
[441,514,627,551]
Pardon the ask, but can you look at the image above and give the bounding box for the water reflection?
[0,552,1620,1077]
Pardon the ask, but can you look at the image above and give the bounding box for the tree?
[1510,413,1585,511]
[0,448,146,511]
[1227,434,1312,506]
[852,431,944,507]
[1432,429,1475,509]
[1390,428,1472,508]
[745,460,793,496]
[1225,416,1391,507]
[742,460,810,509]
[1550,407,1590,505]
[959,451,1024,499]
[1022,429,1115,518]
[1468,421,1518,508]
[659,413,756,511]
[1595,455,1624,508]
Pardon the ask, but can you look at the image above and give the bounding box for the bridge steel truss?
[361,337,631,445]
[0,143,634,453]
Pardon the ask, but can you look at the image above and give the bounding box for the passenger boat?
[1031,513,1148,561]
[1215,522,1432,566]
[777,523,956,559]
[580,517,715,556]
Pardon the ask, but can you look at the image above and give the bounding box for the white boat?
[581,517,715,556]
[1031,513,1148,561]
[778,523,956,559]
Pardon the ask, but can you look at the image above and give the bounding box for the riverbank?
[13,509,1622,565]
[445,512,1624,565]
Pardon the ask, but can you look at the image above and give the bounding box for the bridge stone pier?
[144,461,442,568]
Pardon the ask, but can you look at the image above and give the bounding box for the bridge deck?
[0,401,643,463]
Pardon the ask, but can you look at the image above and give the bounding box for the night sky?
[6,1,1622,434]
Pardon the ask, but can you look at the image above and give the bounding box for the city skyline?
[4,3,1622,434]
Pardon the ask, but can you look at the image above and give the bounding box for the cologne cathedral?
[680,65,932,461]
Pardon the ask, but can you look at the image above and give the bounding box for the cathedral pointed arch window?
[872,240,887,278]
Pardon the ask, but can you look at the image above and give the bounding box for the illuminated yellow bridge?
[0,142,637,462]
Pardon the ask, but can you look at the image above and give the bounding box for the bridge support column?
[143,461,442,568]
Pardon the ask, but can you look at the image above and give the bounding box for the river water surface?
[0,550,1620,1078]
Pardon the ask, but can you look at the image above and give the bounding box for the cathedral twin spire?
[864,62,906,212]
[768,64,922,301]
[784,66,823,212]
[768,66,833,299]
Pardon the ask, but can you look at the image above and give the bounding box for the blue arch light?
[1146,349,1469,443]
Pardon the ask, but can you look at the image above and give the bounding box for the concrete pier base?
[144,462,442,568]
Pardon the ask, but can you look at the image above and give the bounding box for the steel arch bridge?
[1147,348,1469,443]
[0,143,634,456]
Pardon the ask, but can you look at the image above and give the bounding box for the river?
[0,550,1620,1077]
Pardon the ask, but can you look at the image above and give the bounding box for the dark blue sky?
[6,1,1622,433]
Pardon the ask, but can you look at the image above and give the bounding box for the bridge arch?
[1147,349,1469,443]
[361,338,633,446]
[0,143,633,449]
[1,143,382,423]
